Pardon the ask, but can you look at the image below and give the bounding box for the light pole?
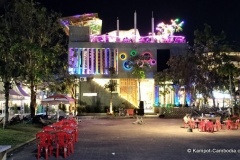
[229,74,234,115]
[79,77,85,112]
[74,78,78,116]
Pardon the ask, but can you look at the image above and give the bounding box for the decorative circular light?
[123,60,133,70]
[137,60,144,67]
[130,50,137,56]
[150,59,156,65]
[119,53,127,60]
[140,71,144,75]
[142,52,152,61]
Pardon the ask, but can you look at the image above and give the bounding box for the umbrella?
[41,94,75,105]
[41,94,75,121]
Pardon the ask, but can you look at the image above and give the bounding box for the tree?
[218,54,240,114]
[0,0,67,118]
[193,24,229,107]
[168,48,198,105]
[155,24,233,109]
[155,45,198,107]
[129,53,151,106]
[0,1,24,128]
[48,72,77,114]
[104,66,117,114]
[154,69,173,107]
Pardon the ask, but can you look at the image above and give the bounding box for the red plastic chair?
[52,122,63,130]
[189,120,196,129]
[36,132,54,160]
[225,120,237,130]
[43,126,55,132]
[214,120,223,131]
[63,125,78,143]
[65,131,75,154]
[227,119,239,130]
[62,119,78,126]
[55,131,74,158]
[205,121,214,132]
[232,119,240,129]
[127,109,134,116]
[198,121,206,132]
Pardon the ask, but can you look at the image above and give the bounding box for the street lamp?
[79,77,86,113]
[74,78,78,116]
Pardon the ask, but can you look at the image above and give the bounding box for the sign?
[83,93,97,96]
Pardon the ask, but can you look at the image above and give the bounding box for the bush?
[94,106,102,113]
[24,103,30,113]
[77,105,86,114]
[85,105,92,113]
[77,105,108,113]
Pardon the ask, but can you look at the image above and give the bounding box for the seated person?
[183,114,190,124]
[68,112,74,119]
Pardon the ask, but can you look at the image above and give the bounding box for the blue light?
[123,60,133,71]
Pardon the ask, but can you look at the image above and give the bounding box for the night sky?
[2,0,240,44]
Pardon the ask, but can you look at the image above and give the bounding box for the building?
[0,81,31,114]
[60,13,188,113]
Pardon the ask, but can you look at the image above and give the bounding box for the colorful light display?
[68,48,118,75]
[123,60,133,70]
[60,12,186,43]
[92,16,185,43]
[119,53,127,60]
[155,19,184,43]
[156,19,184,36]
[59,13,102,36]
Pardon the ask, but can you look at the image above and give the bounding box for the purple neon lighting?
[90,35,185,43]
[150,59,156,65]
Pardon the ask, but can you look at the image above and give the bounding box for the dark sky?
[3,0,240,44]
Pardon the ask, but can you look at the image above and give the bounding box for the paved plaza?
[7,118,240,160]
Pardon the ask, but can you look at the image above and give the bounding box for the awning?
[9,89,22,96]
[16,85,29,97]
[0,82,28,99]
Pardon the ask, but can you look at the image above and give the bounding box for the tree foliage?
[104,66,117,113]
[155,24,239,107]
[129,53,151,102]
[0,0,27,126]
[0,0,67,119]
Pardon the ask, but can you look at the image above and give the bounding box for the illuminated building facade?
[61,13,188,113]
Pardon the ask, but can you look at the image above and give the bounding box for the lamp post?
[229,74,234,115]
[79,77,85,113]
[74,78,78,116]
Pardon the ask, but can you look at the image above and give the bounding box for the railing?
[90,35,186,44]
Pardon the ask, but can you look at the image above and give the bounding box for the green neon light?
[130,50,137,56]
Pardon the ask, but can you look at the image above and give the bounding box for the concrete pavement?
[7,117,240,160]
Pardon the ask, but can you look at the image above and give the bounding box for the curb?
[7,138,36,157]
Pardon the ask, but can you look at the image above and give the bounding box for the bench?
[0,145,11,160]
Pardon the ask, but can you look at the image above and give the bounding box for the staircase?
[91,79,137,108]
